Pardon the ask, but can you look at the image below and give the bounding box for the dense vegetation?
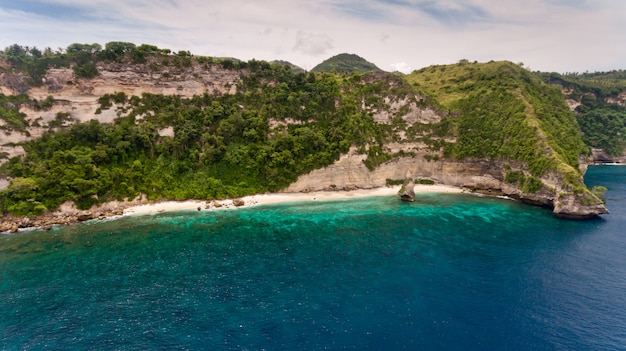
[0,42,233,92]
[538,71,626,156]
[0,94,55,135]
[311,53,381,73]
[407,61,591,197]
[408,61,587,172]
[0,51,399,215]
[271,60,305,73]
[0,94,31,133]
[0,45,611,217]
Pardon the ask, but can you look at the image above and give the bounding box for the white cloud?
[293,31,334,56]
[391,62,412,74]
[0,0,624,73]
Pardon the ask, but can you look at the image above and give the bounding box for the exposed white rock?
[372,96,441,125]
[0,59,244,163]
[158,126,175,137]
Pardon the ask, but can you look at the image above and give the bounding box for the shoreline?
[123,184,463,215]
[1,185,464,233]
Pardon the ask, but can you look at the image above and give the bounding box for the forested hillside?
[0,43,611,219]
[539,70,626,157]
[408,61,587,186]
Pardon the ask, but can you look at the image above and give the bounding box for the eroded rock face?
[554,193,610,219]
[0,59,242,165]
[591,148,626,164]
[25,60,241,101]
[283,150,608,218]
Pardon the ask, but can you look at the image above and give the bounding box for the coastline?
[123,184,463,215]
[1,185,464,233]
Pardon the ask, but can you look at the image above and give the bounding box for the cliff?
[0,57,240,161]
[0,45,609,221]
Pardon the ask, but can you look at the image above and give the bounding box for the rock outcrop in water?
[398,178,416,202]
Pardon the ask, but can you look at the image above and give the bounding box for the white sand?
[122,185,463,216]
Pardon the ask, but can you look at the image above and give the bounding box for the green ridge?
[311,53,381,73]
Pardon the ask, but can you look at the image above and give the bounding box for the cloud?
[331,1,394,22]
[546,0,587,7]
[0,0,624,73]
[0,0,92,20]
[414,0,491,27]
[329,0,492,28]
[390,62,412,74]
[293,31,334,56]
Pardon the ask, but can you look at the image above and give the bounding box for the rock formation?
[0,59,241,165]
[398,179,415,202]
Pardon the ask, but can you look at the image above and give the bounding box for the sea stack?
[398,178,416,202]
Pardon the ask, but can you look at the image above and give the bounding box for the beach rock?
[1,219,19,233]
[212,201,223,208]
[233,199,245,207]
[77,212,94,221]
[398,179,415,202]
[20,217,31,228]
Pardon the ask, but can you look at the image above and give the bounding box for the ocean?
[1,166,625,350]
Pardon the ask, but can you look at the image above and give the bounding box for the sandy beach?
[0,184,463,234]
[122,184,464,216]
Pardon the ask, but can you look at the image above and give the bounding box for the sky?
[0,0,624,74]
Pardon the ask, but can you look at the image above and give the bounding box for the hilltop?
[0,43,614,226]
[311,53,380,73]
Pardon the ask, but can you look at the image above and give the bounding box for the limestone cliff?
[0,58,240,162]
[283,65,609,218]
[283,148,607,218]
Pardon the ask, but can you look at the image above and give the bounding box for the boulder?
[77,212,94,221]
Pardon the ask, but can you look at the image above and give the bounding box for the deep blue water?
[1,166,625,350]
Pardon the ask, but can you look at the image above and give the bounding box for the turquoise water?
[1,166,626,350]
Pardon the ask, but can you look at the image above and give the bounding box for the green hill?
[406,61,595,202]
[271,60,305,73]
[0,43,610,219]
[311,53,380,73]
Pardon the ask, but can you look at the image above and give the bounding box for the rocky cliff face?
[0,59,241,164]
[283,148,607,218]
[591,148,626,164]
[282,71,608,218]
